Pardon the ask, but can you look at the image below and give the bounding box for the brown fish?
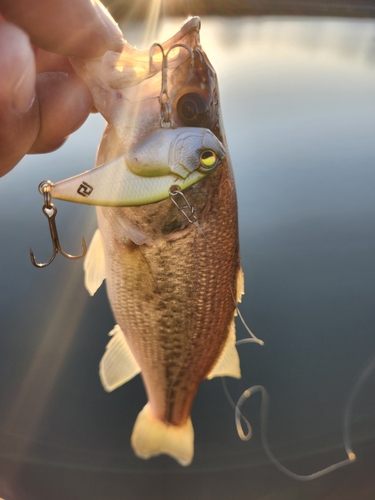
[77,17,244,466]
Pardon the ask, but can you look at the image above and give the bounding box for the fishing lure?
[41,127,224,207]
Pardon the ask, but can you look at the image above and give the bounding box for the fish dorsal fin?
[84,229,106,296]
[206,320,241,380]
[99,325,141,392]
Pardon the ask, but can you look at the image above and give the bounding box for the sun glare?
[143,0,163,47]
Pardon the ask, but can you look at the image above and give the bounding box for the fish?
[74,17,244,466]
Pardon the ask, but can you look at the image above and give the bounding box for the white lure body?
[50,128,225,207]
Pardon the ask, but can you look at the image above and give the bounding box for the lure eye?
[200,150,217,170]
[177,93,209,126]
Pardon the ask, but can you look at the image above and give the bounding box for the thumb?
[0,22,39,175]
[0,0,127,58]
[0,22,35,112]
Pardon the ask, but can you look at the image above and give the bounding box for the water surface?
[1,16,375,500]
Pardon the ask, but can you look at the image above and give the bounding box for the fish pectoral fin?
[206,320,241,380]
[84,229,106,296]
[131,403,194,466]
[99,325,141,392]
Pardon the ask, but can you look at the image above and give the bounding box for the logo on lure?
[49,127,225,207]
[77,182,94,198]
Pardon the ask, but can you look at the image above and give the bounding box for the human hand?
[0,0,129,177]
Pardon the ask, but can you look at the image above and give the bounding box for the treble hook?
[30,181,87,268]
[149,42,194,128]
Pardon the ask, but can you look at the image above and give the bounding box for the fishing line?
[169,186,359,480]
[221,377,253,440]
[230,383,356,481]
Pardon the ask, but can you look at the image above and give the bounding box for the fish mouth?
[70,17,202,95]
[102,17,202,91]
[161,16,201,51]
[72,15,219,153]
[94,16,217,129]
[139,17,201,62]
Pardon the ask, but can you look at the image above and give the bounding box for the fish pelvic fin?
[131,403,194,466]
[99,325,141,392]
[206,319,241,380]
[84,229,106,296]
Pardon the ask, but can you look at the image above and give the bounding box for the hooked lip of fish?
[68,16,202,93]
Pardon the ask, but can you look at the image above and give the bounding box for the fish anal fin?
[206,320,241,380]
[131,403,194,466]
[84,229,106,296]
[99,325,141,392]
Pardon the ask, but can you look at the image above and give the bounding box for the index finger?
[0,0,127,58]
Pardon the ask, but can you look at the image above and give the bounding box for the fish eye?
[177,93,209,126]
[200,150,217,170]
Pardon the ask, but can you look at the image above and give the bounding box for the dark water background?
[1,17,375,499]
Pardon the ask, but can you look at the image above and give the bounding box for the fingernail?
[13,57,36,112]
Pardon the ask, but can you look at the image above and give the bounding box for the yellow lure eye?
[200,150,217,169]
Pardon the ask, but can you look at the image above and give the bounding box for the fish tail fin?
[131,403,194,466]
